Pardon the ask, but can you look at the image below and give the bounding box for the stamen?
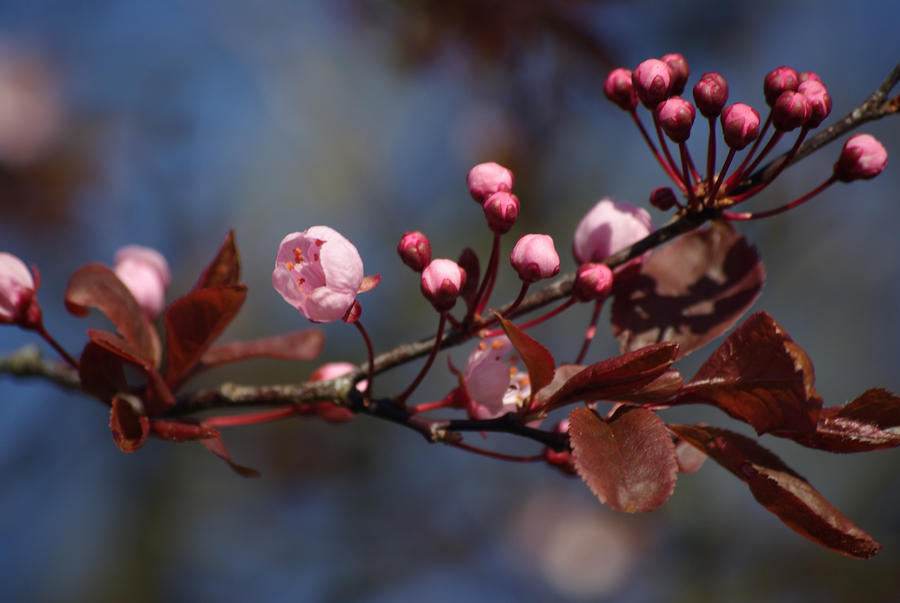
[285,261,294,271]
[491,340,504,350]
[315,239,324,247]
[477,341,487,351]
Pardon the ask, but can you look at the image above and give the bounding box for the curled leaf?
[110,395,149,453]
[494,313,555,395]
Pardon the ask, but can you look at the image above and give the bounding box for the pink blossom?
[420,258,466,312]
[397,231,431,272]
[603,68,638,111]
[661,53,689,95]
[573,263,614,302]
[510,234,560,283]
[273,226,364,323]
[720,103,760,150]
[113,245,171,319]
[572,199,653,264]
[467,162,514,202]
[482,191,520,234]
[464,336,531,419]
[632,59,673,108]
[833,134,888,181]
[693,72,728,118]
[656,96,695,143]
[0,252,36,323]
[763,66,799,106]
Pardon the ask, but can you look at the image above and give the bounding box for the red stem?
[355,320,375,401]
[574,298,605,364]
[481,297,575,338]
[723,175,836,220]
[451,440,544,463]
[727,112,773,189]
[729,128,809,203]
[37,325,78,369]
[203,406,298,427]
[397,312,447,405]
[472,234,501,318]
[631,111,688,193]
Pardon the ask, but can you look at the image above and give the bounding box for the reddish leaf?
[612,221,764,360]
[495,314,555,395]
[65,264,161,366]
[200,436,261,478]
[358,274,381,294]
[78,340,128,401]
[194,230,241,290]
[569,406,678,513]
[164,285,247,387]
[151,420,221,442]
[536,342,679,411]
[771,389,900,453]
[200,329,325,368]
[672,312,821,435]
[669,424,881,558]
[110,395,150,453]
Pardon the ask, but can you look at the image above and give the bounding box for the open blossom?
[0,252,37,324]
[113,245,171,319]
[273,226,364,323]
[573,199,653,264]
[464,336,531,419]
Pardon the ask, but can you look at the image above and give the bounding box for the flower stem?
[355,320,375,401]
[472,234,501,318]
[397,312,447,405]
[574,299,605,364]
[723,175,836,220]
[450,440,544,463]
[631,110,688,193]
[37,325,78,369]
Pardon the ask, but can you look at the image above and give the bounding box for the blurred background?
[1,0,899,601]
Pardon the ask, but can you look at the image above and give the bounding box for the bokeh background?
[1,1,899,601]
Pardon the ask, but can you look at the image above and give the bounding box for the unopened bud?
[649,186,677,211]
[467,162,514,203]
[421,259,466,312]
[833,134,888,182]
[573,262,614,302]
[397,231,431,272]
[510,234,560,283]
[482,191,520,234]
[798,79,831,128]
[720,103,760,150]
[604,68,638,111]
[632,58,673,108]
[661,53,689,95]
[764,66,799,106]
[799,71,822,83]
[656,96,695,143]
[772,91,810,131]
[0,252,40,327]
[693,72,728,118]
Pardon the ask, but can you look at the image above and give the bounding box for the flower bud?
[510,234,560,283]
[573,199,653,264]
[397,231,431,272]
[655,96,695,143]
[649,186,677,211]
[798,79,831,128]
[661,53,689,95]
[632,58,673,108]
[573,262,614,302]
[482,191,520,234]
[0,252,39,326]
[113,245,171,319]
[467,162,514,203]
[420,258,466,312]
[799,71,821,83]
[833,134,888,182]
[764,66,799,106]
[603,68,638,111]
[693,72,728,118]
[772,91,810,131]
[720,103,760,150]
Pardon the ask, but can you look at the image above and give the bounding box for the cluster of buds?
[605,56,887,219]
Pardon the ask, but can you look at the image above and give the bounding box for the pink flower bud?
[573,198,653,264]
[0,252,38,325]
[833,134,888,182]
[510,234,560,283]
[655,96,695,143]
[482,191,520,234]
[693,72,728,118]
[273,226,364,323]
[420,258,466,312]
[632,59,673,108]
[397,231,431,272]
[113,245,171,319]
[467,162,514,202]
[798,79,831,128]
[603,68,638,111]
[649,186,677,211]
[799,71,821,83]
[772,91,810,131]
[661,53,689,95]
[764,66,799,106]
[572,262,614,302]
[720,103,760,150]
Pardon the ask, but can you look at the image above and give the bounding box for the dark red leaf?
[495,313,555,395]
[65,264,161,366]
[536,342,679,412]
[200,329,325,368]
[569,406,678,513]
[358,274,381,294]
[164,285,247,387]
[669,424,881,558]
[200,436,261,478]
[836,388,900,428]
[78,340,128,401]
[151,420,221,442]
[194,230,241,290]
[110,395,150,453]
[612,221,764,359]
[672,312,821,435]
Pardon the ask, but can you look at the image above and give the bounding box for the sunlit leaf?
[495,313,555,395]
[194,230,240,290]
